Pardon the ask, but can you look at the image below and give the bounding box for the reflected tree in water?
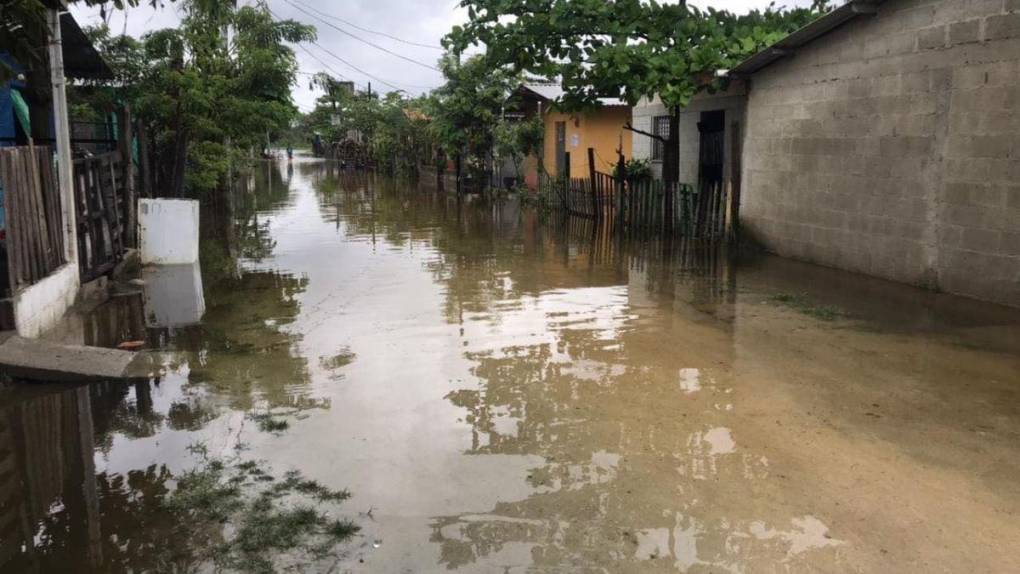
[417,224,840,570]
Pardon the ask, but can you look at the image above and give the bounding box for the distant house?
[632,0,1020,307]
[511,83,632,189]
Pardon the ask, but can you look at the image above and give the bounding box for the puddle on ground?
[2,158,1020,572]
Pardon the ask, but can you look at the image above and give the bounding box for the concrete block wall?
[14,263,79,338]
[741,0,1020,306]
[632,84,747,183]
[631,107,655,174]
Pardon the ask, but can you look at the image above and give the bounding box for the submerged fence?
[547,169,733,240]
[0,146,66,289]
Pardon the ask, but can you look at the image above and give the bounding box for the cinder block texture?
[741,0,1020,307]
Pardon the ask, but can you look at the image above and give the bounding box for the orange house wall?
[525,106,632,188]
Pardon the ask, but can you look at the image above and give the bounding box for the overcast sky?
[69,0,814,113]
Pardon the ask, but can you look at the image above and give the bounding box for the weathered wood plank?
[0,154,20,287]
[25,145,50,278]
[15,149,39,283]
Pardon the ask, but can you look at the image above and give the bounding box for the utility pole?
[48,4,78,267]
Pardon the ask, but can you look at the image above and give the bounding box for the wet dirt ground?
[2,157,1019,572]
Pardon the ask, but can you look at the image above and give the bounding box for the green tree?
[445,0,828,183]
[371,93,431,175]
[310,72,353,110]
[425,53,515,190]
[66,1,314,196]
[494,115,543,185]
[299,80,432,174]
[126,0,314,196]
[77,24,147,113]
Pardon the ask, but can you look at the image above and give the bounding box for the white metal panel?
[138,198,200,264]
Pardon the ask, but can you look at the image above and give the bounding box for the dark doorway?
[697,110,725,189]
[555,121,566,177]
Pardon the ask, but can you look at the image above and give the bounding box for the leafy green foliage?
[613,158,652,183]
[309,72,353,110]
[372,92,432,174]
[301,85,431,174]
[424,53,516,182]
[250,412,290,432]
[445,0,829,182]
[494,115,544,183]
[167,450,359,573]
[73,0,315,196]
[446,0,829,110]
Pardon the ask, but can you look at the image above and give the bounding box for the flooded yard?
[2,158,1019,572]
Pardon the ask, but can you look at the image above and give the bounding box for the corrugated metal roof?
[520,82,627,107]
[729,0,886,77]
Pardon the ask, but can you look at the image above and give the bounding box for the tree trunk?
[436,150,445,191]
[455,153,462,196]
[170,128,189,198]
[117,105,137,248]
[137,122,153,198]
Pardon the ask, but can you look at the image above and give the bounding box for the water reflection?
[142,263,206,328]
[1,158,1019,572]
[0,382,214,572]
[0,385,102,570]
[0,160,324,571]
[425,271,815,570]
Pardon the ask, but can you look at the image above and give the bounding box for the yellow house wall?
[535,106,632,182]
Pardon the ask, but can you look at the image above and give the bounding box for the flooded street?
[3,157,1020,572]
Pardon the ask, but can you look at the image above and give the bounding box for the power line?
[305,40,404,91]
[289,0,444,50]
[282,0,441,72]
[268,6,404,92]
[294,42,369,89]
[269,6,439,97]
[301,40,438,92]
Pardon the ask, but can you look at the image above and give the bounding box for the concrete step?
[0,332,158,382]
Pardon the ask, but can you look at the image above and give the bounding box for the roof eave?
[729,0,884,78]
[60,12,114,80]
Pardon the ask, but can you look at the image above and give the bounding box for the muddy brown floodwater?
[2,157,1019,573]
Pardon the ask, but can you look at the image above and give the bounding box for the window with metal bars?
[651,115,670,161]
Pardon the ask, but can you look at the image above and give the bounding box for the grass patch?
[768,292,846,321]
[249,412,290,433]
[319,347,357,370]
[168,445,359,573]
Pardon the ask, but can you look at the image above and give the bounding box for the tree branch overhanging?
[623,122,666,143]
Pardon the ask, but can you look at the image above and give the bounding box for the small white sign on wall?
[570,134,579,148]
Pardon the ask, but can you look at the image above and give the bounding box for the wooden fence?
[550,171,733,240]
[561,171,617,220]
[0,146,66,290]
[73,151,132,282]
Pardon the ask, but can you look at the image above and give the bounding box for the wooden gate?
[73,152,128,282]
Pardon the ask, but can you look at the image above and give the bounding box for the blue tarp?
[0,52,28,148]
[0,84,14,146]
